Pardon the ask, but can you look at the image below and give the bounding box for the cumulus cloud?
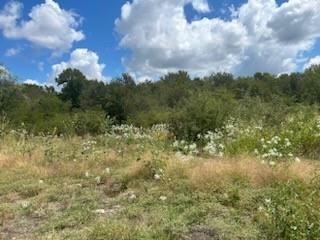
[268,0,320,44]
[116,0,320,78]
[116,0,247,79]
[24,79,42,86]
[51,48,107,83]
[304,56,320,70]
[0,0,84,54]
[188,0,210,13]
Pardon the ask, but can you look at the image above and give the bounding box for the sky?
[0,0,320,85]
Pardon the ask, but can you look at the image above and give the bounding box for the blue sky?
[0,0,320,84]
[0,0,128,82]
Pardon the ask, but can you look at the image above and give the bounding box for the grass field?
[1,125,320,240]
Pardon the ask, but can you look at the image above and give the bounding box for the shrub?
[64,110,112,136]
[171,90,235,141]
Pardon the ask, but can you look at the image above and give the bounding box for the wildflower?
[291,226,298,231]
[39,179,44,184]
[159,196,167,201]
[93,209,106,214]
[295,157,301,163]
[269,161,276,166]
[85,171,90,178]
[21,201,30,209]
[95,176,101,184]
[172,141,179,148]
[104,168,111,174]
[189,143,197,151]
[265,199,271,204]
[128,193,137,201]
[285,138,291,147]
[154,174,161,180]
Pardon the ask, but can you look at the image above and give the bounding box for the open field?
[2,1,320,239]
[1,127,320,240]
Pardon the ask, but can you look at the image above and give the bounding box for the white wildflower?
[159,196,167,201]
[95,176,101,184]
[128,193,137,201]
[295,157,301,163]
[154,174,161,180]
[269,161,276,166]
[93,209,106,214]
[21,201,30,209]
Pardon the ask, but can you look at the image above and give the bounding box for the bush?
[64,110,112,136]
[170,90,236,140]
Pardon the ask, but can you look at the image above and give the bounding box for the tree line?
[1,65,320,139]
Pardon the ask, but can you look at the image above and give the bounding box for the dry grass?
[287,160,320,182]
[2,144,319,192]
[0,144,121,179]
[1,135,320,240]
[166,156,320,191]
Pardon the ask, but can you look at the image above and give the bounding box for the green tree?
[56,68,87,108]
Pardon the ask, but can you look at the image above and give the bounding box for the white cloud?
[116,0,320,78]
[304,56,320,70]
[5,47,20,57]
[116,0,247,79]
[24,79,42,86]
[189,0,210,13]
[51,48,107,83]
[268,0,320,44]
[0,0,84,54]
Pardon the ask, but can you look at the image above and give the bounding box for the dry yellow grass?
[0,144,120,178]
[165,156,320,191]
[1,145,319,192]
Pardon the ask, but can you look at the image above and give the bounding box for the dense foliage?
[1,65,320,139]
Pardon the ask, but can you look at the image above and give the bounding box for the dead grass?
[2,147,319,192]
[168,156,320,191]
[1,136,320,240]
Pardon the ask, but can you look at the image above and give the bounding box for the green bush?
[64,110,112,136]
[171,90,236,140]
